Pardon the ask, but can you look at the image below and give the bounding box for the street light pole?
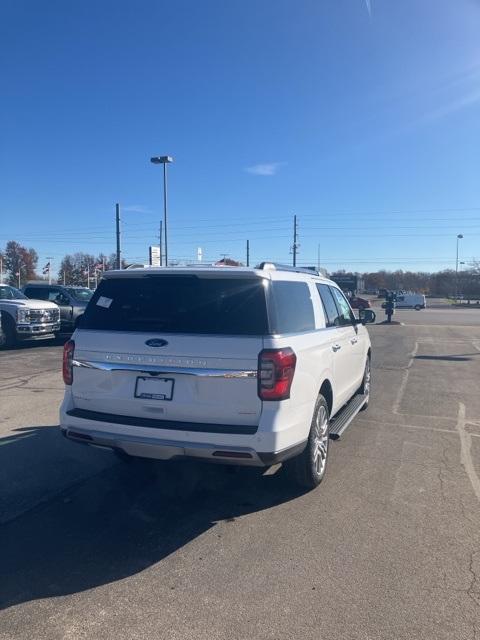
[150,156,173,267]
[455,234,463,299]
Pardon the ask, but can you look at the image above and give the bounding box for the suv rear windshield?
[81,275,269,335]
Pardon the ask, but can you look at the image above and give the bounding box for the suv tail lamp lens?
[63,340,75,385]
[258,348,296,400]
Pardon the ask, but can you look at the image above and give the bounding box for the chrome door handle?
[332,344,342,352]
[350,337,358,345]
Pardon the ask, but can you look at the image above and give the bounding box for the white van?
[395,293,426,310]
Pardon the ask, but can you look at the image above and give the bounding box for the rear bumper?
[61,425,306,467]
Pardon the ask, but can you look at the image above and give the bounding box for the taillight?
[258,348,296,401]
[63,340,75,385]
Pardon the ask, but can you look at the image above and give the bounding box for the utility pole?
[115,203,121,269]
[246,239,250,267]
[292,214,298,267]
[150,156,173,267]
[63,271,66,285]
[0,255,3,284]
[317,244,321,271]
[455,234,463,299]
[159,220,163,266]
[163,163,168,266]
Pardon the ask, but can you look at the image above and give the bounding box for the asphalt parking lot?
[1,307,480,640]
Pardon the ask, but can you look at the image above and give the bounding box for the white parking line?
[392,341,418,415]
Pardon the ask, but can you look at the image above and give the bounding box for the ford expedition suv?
[60,264,375,489]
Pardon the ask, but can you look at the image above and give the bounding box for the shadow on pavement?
[415,353,480,362]
[0,424,303,610]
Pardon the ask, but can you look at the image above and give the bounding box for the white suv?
[60,263,375,489]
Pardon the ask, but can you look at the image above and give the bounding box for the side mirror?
[359,309,376,324]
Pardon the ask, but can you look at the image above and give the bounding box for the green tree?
[3,240,38,286]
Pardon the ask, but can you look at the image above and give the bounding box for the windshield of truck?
[81,275,269,335]
[69,288,94,302]
[0,285,28,300]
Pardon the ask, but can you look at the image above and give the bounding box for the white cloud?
[245,162,285,176]
[123,205,153,214]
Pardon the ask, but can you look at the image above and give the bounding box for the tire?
[287,394,330,490]
[1,315,17,348]
[414,305,422,311]
[359,357,371,411]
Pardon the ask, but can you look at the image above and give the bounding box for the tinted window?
[329,286,354,326]
[317,284,340,327]
[81,275,269,335]
[270,281,315,333]
[24,287,49,300]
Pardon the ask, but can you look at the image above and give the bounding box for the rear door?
[71,273,267,426]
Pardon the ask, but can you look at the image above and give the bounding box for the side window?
[329,286,354,326]
[25,287,49,300]
[52,291,70,305]
[270,281,315,333]
[317,284,340,328]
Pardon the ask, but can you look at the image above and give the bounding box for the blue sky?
[1,0,480,274]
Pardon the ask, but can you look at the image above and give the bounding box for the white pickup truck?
[0,284,60,347]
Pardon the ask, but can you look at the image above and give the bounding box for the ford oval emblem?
[145,339,169,348]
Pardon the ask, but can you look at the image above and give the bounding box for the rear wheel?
[287,394,329,490]
[414,304,422,311]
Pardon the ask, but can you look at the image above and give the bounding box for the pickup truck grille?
[29,308,60,324]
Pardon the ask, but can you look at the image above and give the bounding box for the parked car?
[60,263,375,490]
[349,295,371,310]
[22,283,93,333]
[0,284,60,347]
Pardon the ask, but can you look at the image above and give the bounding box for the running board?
[329,394,367,440]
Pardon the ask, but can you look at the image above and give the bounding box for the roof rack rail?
[256,262,319,276]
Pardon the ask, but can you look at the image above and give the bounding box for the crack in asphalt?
[0,369,59,392]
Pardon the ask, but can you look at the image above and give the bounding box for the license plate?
[134,377,174,401]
